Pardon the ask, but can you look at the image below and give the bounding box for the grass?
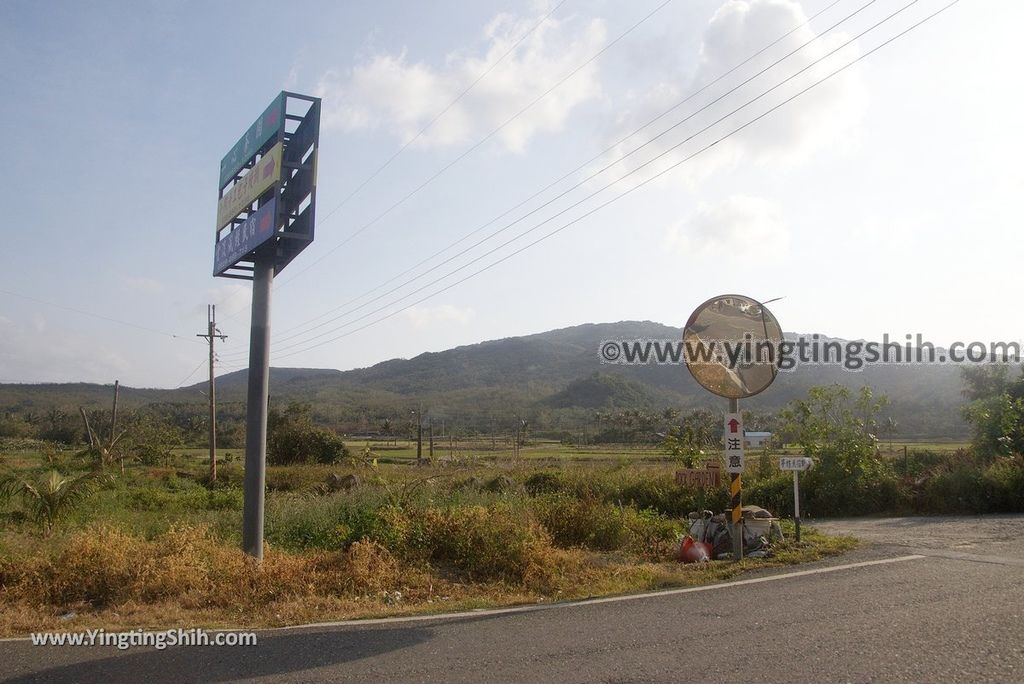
[0,522,854,637]
[0,443,860,637]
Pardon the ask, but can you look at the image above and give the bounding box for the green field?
[0,438,858,637]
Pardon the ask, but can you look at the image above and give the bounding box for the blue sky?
[0,0,1020,388]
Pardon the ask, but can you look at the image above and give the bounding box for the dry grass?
[0,523,856,637]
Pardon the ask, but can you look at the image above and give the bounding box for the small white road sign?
[724,412,744,473]
[779,456,813,471]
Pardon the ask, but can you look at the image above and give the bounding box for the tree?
[660,409,719,467]
[781,384,892,515]
[0,470,109,535]
[961,365,1024,459]
[380,417,394,446]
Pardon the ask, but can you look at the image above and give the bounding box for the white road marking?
[275,554,926,632]
[0,554,927,643]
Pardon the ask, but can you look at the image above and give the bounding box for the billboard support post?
[214,92,320,560]
[241,248,274,560]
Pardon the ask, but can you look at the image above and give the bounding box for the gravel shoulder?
[813,514,1024,562]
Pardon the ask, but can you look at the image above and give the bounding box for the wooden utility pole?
[111,380,121,474]
[414,407,423,465]
[110,380,119,442]
[197,305,227,482]
[428,418,434,462]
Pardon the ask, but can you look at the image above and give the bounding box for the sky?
[0,0,1020,388]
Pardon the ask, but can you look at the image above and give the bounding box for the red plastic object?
[678,536,712,563]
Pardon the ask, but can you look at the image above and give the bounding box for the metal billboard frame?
[214,91,320,280]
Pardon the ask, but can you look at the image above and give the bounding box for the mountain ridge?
[0,321,969,437]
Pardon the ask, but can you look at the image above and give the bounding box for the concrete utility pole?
[197,305,227,483]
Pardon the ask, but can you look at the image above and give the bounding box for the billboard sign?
[219,93,284,189]
[216,142,282,230]
[214,92,320,280]
[213,197,278,277]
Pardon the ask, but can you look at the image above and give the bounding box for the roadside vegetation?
[1,367,1022,636]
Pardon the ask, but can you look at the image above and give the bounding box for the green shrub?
[265,495,350,551]
[621,507,682,559]
[268,403,349,466]
[405,503,551,582]
[205,487,243,511]
[983,459,1024,512]
[533,495,628,551]
[523,471,564,496]
[745,474,795,516]
[918,467,988,514]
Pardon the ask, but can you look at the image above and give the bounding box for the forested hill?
[0,321,969,437]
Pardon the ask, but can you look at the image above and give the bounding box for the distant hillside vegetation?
[0,321,969,437]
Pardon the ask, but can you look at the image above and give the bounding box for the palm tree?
[0,470,108,536]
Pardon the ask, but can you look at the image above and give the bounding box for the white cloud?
[119,275,165,295]
[597,0,866,187]
[202,282,250,317]
[403,304,475,329]
[666,195,789,258]
[317,8,606,152]
[0,316,131,383]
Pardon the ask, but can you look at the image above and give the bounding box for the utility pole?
[413,407,422,465]
[428,418,434,462]
[110,380,119,442]
[110,380,122,474]
[197,304,227,483]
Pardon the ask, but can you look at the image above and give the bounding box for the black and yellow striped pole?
[729,397,742,561]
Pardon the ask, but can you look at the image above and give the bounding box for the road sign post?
[780,456,813,543]
[793,469,801,543]
[726,399,743,560]
[683,294,782,562]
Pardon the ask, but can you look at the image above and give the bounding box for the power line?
[317,0,571,227]
[0,287,197,342]
[174,358,208,388]
[226,0,904,359]
[222,0,677,322]
[269,0,960,362]
[231,0,865,354]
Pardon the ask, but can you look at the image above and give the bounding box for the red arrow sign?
[728,418,740,433]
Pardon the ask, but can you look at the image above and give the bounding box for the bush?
[268,403,349,466]
[983,459,1024,512]
[397,503,553,582]
[533,495,628,551]
[523,471,564,496]
[744,474,795,516]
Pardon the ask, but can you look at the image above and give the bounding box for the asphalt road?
[3,516,1023,683]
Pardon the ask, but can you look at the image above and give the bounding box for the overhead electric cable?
[269,0,960,361]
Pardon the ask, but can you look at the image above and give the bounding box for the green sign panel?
[218,92,285,189]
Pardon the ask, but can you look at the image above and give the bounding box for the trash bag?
[686,506,781,559]
[678,536,712,563]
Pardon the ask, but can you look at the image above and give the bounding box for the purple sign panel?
[213,198,278,276]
